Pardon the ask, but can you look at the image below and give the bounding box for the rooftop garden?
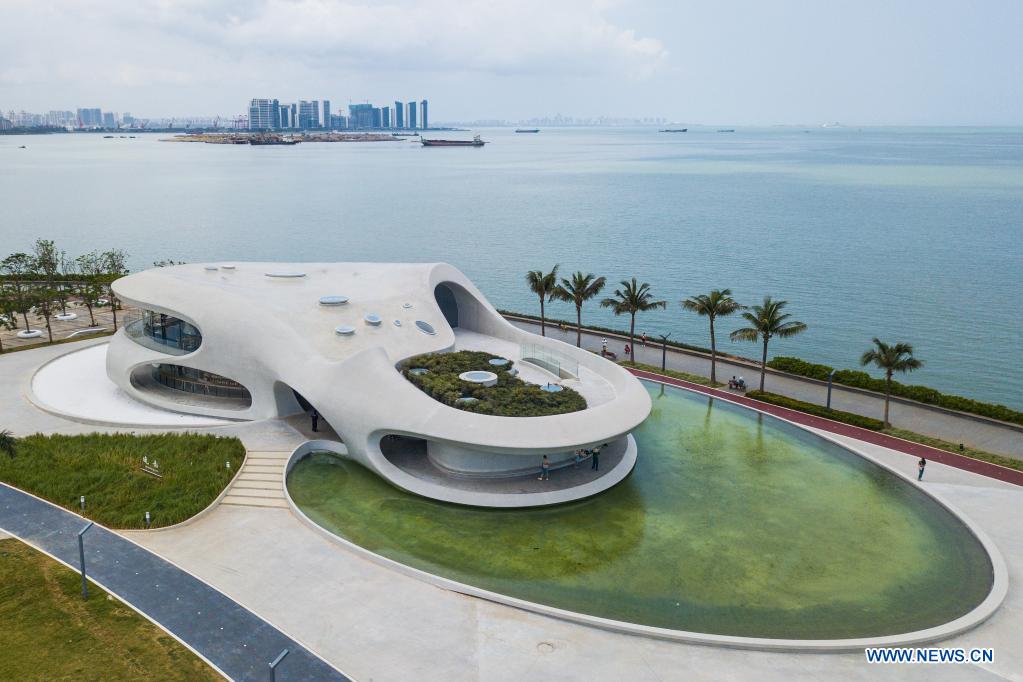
[400,350,586,417]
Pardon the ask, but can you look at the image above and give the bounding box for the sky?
[1,0,1021,125]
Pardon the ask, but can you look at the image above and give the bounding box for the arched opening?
[131,364,251,410]
[434,283,459,328]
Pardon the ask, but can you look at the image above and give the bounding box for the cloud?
[1,0,667,88]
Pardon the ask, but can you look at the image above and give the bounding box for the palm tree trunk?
[539,298,545,336]
[111,288,118,331]
[86,303,95,326]
[629,313,636,363]
[576,306,582,347]
[709,316,717,385]
[759,338,769,391]
[22,312,29,330]
[884,373,892,427]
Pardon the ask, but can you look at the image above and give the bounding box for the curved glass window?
[151,365,251,403]
[125,308,201,355]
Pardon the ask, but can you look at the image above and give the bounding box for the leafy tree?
[730,296,807,391]
[860,338,924,427]
[525,265,559,337]
[32,239,65,313]
[553,271,606,347]
[0,430,15,458]
[0,296,17,353]
[74,251,106,326]
[32,286,60,343]
[1,253,37,330]
[101,250,129,331]
[600,278,666,362]
[681,289,743,385]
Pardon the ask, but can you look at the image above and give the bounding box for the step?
[225,488,284,499]
[244,464,286,473]
[231,480,282,491]
[220,496,290,509]
[236,473,283,482]
[246,455,290,463]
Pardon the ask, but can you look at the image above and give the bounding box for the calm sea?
[2,127,1021,408]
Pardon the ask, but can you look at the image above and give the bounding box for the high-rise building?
[381,106,390,128]
[102,112,116,128]
[290,103,298,129]
[323,100,331,130]
[122,113,134,125]
[420,99,428,130]
[407,101,417,130]
[348,103,374,129]
[298,100,320,129]
[248,98,280,130]
[394,101,404,129]
[279,106,291,128]
[76,108,102,127]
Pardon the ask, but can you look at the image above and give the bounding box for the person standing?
[591,446,601,471]
[601,337,608,356]
[642,333,648,346]
[311,410,319,432]
[539,455,551,481]
[918,457,926,480]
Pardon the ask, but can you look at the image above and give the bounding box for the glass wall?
[152,364,251,403]
[520,343,579,379]
[124,308,201,355]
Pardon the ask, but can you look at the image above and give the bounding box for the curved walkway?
[0,483,348,682]
[628,367,1023,487]
[508,316,1023,459]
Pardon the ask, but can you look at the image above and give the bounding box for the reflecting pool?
[287,382,993,639]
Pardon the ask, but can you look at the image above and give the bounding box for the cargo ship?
[250,135,299,146]
[421,134,486,147]
[660,128,688,132]
[515,128,540,133]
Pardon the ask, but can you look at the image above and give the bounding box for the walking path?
[628,367,1023,487]
[508,317,1023,459]
[0,483,348,682]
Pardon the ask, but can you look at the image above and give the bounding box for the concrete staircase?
[220,450,292,509]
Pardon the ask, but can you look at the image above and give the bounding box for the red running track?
[628,368,1023,488]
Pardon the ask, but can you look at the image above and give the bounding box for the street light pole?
[78,521,94,600]
[657,334,671,372]
[827,369,837,409]
[269,648,290,682]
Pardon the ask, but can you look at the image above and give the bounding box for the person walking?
[918,457,926,481]
[642,333,648,346]
[624,343,631,358]
[591,446,601,471]
[311,410,319,432]
[538,455,551,481]
[601,337,608,356]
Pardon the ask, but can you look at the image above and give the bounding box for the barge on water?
[421,134,486,147]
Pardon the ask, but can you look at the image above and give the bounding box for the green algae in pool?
[287,382,993,639]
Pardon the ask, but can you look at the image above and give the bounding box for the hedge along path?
[0,432,245,529]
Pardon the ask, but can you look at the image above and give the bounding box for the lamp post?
[657,334,671,372]
[269,648,289,682]
[826,369,837,409]
[78,521,94,600]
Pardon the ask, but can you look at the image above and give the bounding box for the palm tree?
[0,429,15,458]
[525,265,559,336]
[860,338,923,427]
[730,296,807,391]
[553,272,606,347]
[681,289,743,385]
[600,278,666,363]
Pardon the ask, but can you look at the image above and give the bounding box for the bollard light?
[80,495,86,512]
[226,460,231,470]
[145,511,151,529]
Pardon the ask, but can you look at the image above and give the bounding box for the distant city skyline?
[2,1,1021,126]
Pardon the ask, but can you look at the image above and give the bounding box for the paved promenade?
[509,317,1023,459]
[0,483,348,682]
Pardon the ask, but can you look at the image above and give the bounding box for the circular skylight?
[393,319,402,327]
[488,358,511,367]
[334,325,356,335]
[402,303,413,309]
[415,320,436,335]
[204,265,219,271]
[364,313,382,325]
[221,264,236,270]
[265,271,306,278]
[319,295,349,306]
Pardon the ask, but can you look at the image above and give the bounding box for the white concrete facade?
[106,262,651,506]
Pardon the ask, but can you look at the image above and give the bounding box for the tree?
[600,278,666,363]
[101,250,129,331]
[0,296,17,353]
[553,271,606,347]
[525,265,559,337]
[860,338,924,427]
[730,296,807,391]
[0,429,15,459]
[75,251,105,327]
[681,289,743,385]
[1,253,37,330]
[32,238,65,313]
[32,285,60,343]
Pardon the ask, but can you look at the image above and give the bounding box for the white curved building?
[107,262,651,506]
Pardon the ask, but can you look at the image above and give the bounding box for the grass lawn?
[0,433,245,529]
[401,350,586,416]
[0,538,219,681]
